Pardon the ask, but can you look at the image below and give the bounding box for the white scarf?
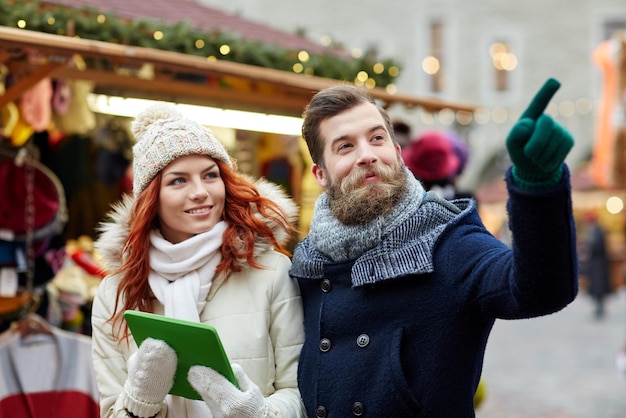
[148,221,228,417]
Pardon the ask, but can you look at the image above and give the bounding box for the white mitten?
[123,338,177,418]
[187,363,275,418]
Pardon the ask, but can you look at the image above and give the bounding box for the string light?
[351,48,362,59]
[606,196,624,214]
[298,50,310,62]
[356,71,368,82]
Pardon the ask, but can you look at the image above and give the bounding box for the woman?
[91,104,305,418]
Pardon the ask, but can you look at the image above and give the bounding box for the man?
[289,79,578,417]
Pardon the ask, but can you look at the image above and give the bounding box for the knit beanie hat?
[131,103,232,196]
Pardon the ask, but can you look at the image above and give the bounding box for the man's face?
[312,102,407,224]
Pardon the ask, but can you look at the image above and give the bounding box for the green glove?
[505,78,574,191]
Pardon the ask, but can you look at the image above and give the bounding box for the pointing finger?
[520,78,560,121]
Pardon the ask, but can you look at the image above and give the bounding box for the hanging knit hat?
[131,103,232,196]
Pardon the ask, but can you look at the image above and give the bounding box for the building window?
[423,20,444,93]
[489,41,518,92]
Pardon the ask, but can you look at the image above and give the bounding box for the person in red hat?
[402,129,469,200]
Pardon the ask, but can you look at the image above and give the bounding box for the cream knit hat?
[131,103,232,196]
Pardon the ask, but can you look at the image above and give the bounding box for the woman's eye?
[204,171,219,179]
[171,177,185,185]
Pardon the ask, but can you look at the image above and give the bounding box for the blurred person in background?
[402,129,471,200]
[580,210,612,319]
[392,120,412,149]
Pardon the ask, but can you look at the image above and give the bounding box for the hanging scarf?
[309,168,426,262]
[148,221,228,418]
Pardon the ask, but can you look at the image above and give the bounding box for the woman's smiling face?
[157,154,225,244]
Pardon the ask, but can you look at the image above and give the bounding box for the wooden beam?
[56,67,312,116]
[0,26,479,114]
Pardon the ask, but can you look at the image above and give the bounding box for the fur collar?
[94,177,298,273]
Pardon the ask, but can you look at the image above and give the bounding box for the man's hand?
[506,78,574,191]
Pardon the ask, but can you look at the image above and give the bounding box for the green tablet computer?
[123,310,238,400]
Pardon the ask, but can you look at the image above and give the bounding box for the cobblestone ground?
[476,289,626,418]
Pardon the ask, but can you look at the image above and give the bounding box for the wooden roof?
[40,0,343,55]
[0,26,478,118]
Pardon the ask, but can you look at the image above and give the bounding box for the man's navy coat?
[290,168,578,418]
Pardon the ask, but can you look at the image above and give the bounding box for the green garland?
[0,0,402,87]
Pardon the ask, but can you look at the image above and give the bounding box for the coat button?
[320,279,332,292]
[356,334,369,348]
[352,402,364,416]
[319,338,331,352]
[315,405,327,417]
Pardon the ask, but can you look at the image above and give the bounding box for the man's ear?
[312,164,328,187]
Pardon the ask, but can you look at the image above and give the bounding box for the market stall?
[0,25,478,334]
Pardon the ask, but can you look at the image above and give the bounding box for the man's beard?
[326,163,408,225]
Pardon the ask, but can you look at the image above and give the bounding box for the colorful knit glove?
[505,78,574,191]
[188,363,276,418]
[123,338,177,418]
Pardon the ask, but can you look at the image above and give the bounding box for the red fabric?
[70,250,106,278]
[0,390,99,417]
[0,160,60,236]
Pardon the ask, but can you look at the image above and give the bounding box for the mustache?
[339,164,398,194]
[328,162,408,225]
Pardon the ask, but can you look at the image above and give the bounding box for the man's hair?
[301,85,395,166]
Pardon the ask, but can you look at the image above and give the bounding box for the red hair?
[110,160,296,342]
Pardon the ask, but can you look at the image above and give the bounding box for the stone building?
[196,0,626,192]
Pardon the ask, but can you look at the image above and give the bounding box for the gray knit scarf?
[309,168,426,262]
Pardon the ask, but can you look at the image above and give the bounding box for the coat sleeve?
[91,275,168,418]
[503,166,578,313]
[265,254,307,417]
[436,166,578,319]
